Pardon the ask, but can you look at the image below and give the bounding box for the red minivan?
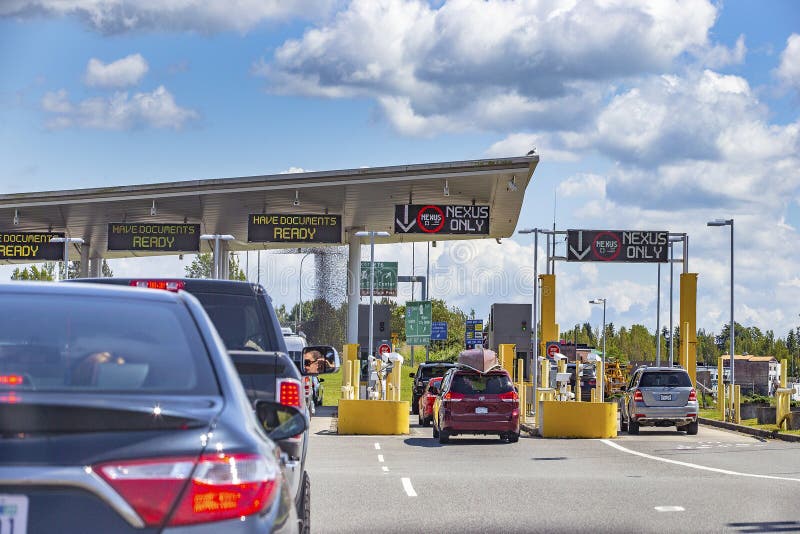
[432,368,519,443]
[418,377,443,426]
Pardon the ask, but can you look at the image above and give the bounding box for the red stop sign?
[378,343,391,355]
[547,344,560,358]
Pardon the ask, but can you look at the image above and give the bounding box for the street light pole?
[590,298,607,401]
[707,218,734,415]
[656,262,662,366]
[298,252,313,333]
[49,237,85,280]
[354,231,390,360]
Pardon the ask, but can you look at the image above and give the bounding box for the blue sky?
[1,0,799,339]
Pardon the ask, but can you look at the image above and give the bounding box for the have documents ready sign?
[248,214,342,243]
[0,232,64,260]
[107,223,200,252]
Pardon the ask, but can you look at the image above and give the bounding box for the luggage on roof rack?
[457,348,501,374]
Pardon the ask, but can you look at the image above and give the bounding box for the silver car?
[620,367,699,435]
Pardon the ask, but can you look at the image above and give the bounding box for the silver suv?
[620,367,699,435]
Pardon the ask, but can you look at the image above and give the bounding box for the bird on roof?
[526,147,536,156]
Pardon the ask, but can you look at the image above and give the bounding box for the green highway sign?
[405,300,432,346]
[360,261,398,296]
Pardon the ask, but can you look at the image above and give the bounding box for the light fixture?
[443,180,450,197]
[707,218,732,227]
[507,176,519,192]
[13,209,19,226]
[293,190,300,207]
[150,200,157,217]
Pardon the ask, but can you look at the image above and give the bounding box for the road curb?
[699,417,800,443]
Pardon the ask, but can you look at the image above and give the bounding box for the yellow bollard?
[558,359,566,374]
[734,385,741,424]
[342,360,353,400]
[352,358,360,401]
[781,358,788,389]
[516,359,526,422]
[541,359,550,390]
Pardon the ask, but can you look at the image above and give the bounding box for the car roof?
[2,280,182,303]
[420,362,456,367]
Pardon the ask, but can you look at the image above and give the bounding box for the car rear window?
[421,366,452,379]
[639,371,692,388]
[191,292,275,352]
[450,373,513,394]
[0,293,218,394]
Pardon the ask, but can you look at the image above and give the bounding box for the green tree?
[68,259,114,279]
[185,253,246,280]
[10,263,56,281]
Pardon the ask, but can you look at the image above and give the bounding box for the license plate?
[660,394,672,401]
[0,495,28,534]
[475,407,488,414]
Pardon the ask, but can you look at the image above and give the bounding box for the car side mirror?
[429,386,439,395]
[409,373,416,379]
[318,378,325,383]
[255,401,309,442]
[302,345,339,375]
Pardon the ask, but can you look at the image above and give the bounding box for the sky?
[1,0,799,339]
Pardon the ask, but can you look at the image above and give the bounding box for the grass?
[699,405,800,436]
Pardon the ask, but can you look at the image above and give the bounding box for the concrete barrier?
[337,400,410,435]
[540,401,617,439]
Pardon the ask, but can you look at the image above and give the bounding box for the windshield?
[421,366,452,379]
[450,373,513,395]
[0,293,218,394]
[639,371,693,388]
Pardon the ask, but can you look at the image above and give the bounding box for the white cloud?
[776,33,800,90]
[698,34,747,69]
[42,86,198,130]
[486,132,579,161]
[0,0,336,33]
[260,0,719,136]
[280,167,311,174]
[85,54,148,88]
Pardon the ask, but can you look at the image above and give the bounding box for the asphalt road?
[306,408,800,533]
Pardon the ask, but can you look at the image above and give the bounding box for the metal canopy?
[0,156,538,261]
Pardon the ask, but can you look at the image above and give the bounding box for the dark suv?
[68,278,336,534]
[409,362,457,414]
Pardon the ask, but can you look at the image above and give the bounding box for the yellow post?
[540,358,550,391]
[590,388,597,403]
[539,274,559,356]
[576,364,582,403]
[558,359,566,374]
[342,360,352,400]
[499,344,517,380]
[717,357,725,421]
[781,358,788,389]
[679,274,698,386]
[516,359,526,422]
[352,358,360,400]
[734,385,741,424]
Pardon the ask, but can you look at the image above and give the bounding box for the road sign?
[465,319,484,349]
[0,232,64,261]
[248,214,342,243]
[546,341,562,358]
[566,230,668,263]
[107,223,199,252]
[360,261,398,296]
[378,343,392,355]
[405,301,432,346]
[431,321,448,341]
[394,205,490,235]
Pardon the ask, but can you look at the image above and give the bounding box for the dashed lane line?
[401,477,417,497]
[378,454,384,463]
[600,439,800,483]
[374,443,381,450]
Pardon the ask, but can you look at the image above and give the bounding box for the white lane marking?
[655,506,685,512]
[374,443,381,450]
[401,477,417,497]
[378,454,384,463]
[382,466,389,472]
[600,439,800,483]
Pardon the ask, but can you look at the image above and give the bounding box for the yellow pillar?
[734,385,741,424]
[679,273,698,386]
[516,359,526,422]
[781,358,788,389]
[717,357,725,421]
[540,358,550,390]
[499,344,517,380]
[342,344,360,401]
[540,274,559,356]
[575,363,582,402]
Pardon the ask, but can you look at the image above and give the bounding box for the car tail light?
[129,280,185,292]
[499,390,518,403]
[97,453,278,527]
[686,413,697,417]
[277,378,302,408]
[633,389,643,402]
[634,414,646,419]
[443,391,464,402]
[688,388,697,401]
[588,379,596,386]
[0,374,24,386]
[303,376,312,394]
